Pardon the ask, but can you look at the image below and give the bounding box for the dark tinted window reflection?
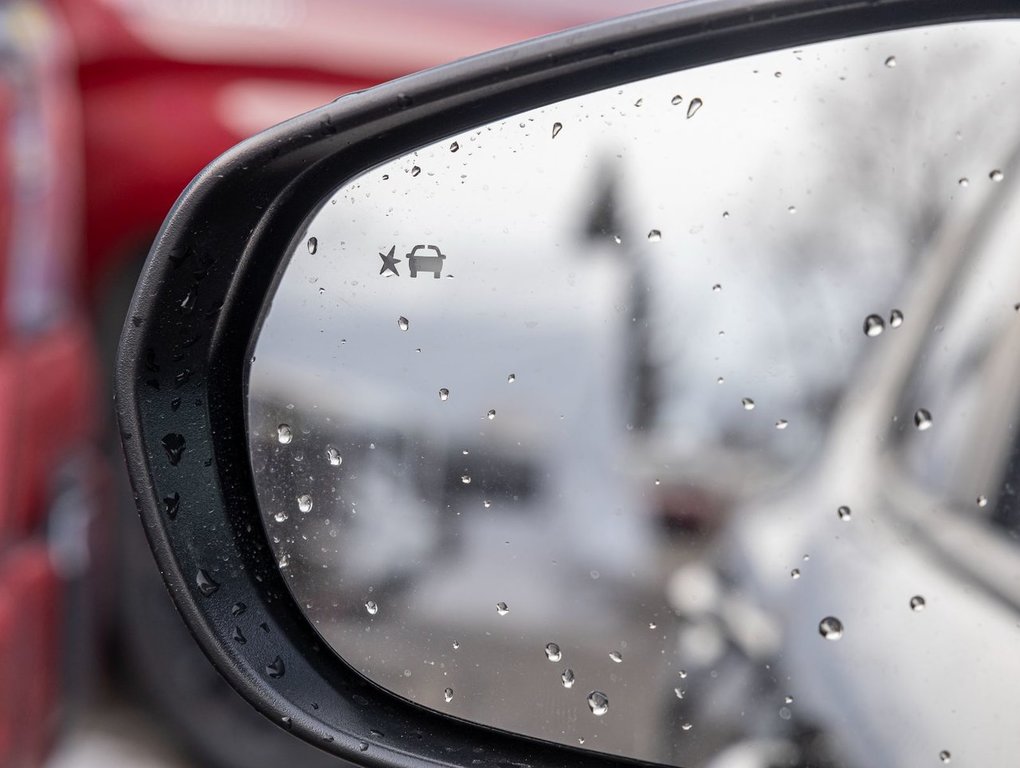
[248,21,1020,768]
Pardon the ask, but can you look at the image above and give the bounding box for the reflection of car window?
[893,170,1020,542]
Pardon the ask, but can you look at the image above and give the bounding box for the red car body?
[0,1,666,765]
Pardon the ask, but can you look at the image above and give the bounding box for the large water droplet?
[990,169,1004,182]
[266,656,286,678]
[958,177,970,187]
[398,316,409,331]
[326,447,342,466]
[837,505,852,521]
[686,97,703,118]
[544,642,562,662]
[365,600,379,615]
[587,690,609,716]
[671,94,682,106]
[410,165,421,177]
[307,237,318,254]
[909,595,926,611]
[443,687,454,703]
[297,494,313,513]
[439,388,450,401]
[977,495,988,508]
[939,750,951,763]
[609,650,623,663]
[741,398,755,411]
[818,616,843,640]
[277,424,293,444]
[507,373,516,383]
[890,309,904,328]
[791,568,801,579]
[914,409,933,431]
[551,122,563,139]
[496,601,509,616]
[162,433,186,466]
[775,419,789,430]
[486,409,496,420]
[449,141,459,153]
[863,314,885,337]
[196,569,219,597]
[884,55,897,68]
[647,229,662,242]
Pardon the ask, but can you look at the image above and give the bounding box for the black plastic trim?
[116,1,1020,765]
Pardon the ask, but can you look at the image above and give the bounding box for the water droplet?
[633,97,643,107]
[195,569,219,597]
[609,650,623,663]
[775,419,789,430]
[551,122,563,139]
[411,165,421,177]
[276,424,293,444]
[231,602,246,616]
[461,474,472,485]
[307,237,318,254]
[818,616,843,640]
[787,205,797,214]
[496,601,509,616]
[914,409,933,431]
[439,388,450,401]
[486,409,496,420]
[452,640,460,650]
[884,55,897,68]
[686,97,703,118]
[648,621,657,629]
[863,314,885,337]
[837,505,852,521]
[647,229,662,242]
[712,283,722,292]
[681,722,693,732]
[890,309,904,328]
[161,433,186,466]
[358,742,369,753]
[671,94,682,105]
[365,600,378,615]
[741,398,755,411]
[278,553,290,569]
[297,494,313,513]
[443,687,454,703]
[791,568,801,579]
[909,595,926,611]
[774,70,782,78]
[274,511,288,523]
[785,695,794,704]
[326,447,342,466]
[482,500,492,509]
[990,169,1004,182]
[266,656,285,678]
[507,373,516,383]
[561,668,575,688]
[958,177,969,187]
[544,642,562,662]
[679,670,688,679]
[398,316,409,331]
[939,750,951,763]
[449,141,459,152]
[977,495,988,508]
[586,690,609,716]
[674,687,685,699]
[163,492,180,520]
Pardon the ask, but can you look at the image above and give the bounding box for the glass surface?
[247,21,1020,766]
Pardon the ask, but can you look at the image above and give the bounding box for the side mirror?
[117,2,1020,766]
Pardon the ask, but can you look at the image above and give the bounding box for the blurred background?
[0,1,666,766]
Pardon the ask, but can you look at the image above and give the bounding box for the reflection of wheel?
[101,251,355,768]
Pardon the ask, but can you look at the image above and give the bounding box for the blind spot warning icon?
[406,244,446,278]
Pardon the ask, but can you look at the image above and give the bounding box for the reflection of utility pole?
[581,159,659,431]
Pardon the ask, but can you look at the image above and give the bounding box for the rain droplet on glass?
[909,595,926,612]
[365,600,379,615]
[297,494,313,513]
[837,505,852,521]
[686,97,703,118]
[326,446,342,466]
[914,409,933,431]
[277,424,293,444]
[741,398,755,411]
[496,601,509,616]
[890,309,904,328]
[884,55,897,67]
[818,616,843,640]
[551,122,563,139]
[443,687,454,703]
[544,642,562,662]
[307,237,318,254]
[864,314,885,337]
[990,169,1004,182]
[398,316,409,331]
[647,229,662,242]
[671,94,682,105]
[439,388,450,401]
[587,690,609,716]
[561,668,575,688]
[609,650,623,663]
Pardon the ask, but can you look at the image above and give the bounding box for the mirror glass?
[247,21,1020,767]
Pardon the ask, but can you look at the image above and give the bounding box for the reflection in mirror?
[248,21,1020,767]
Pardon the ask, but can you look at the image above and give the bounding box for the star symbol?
[379,245,401,276]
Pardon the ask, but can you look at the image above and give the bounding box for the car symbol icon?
[406,244,446,278]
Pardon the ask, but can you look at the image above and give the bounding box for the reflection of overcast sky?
[248,21,1020,764]
[255,20,1020,460]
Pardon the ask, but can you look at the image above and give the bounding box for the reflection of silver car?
[406,244,446,278]
[695,156,1020,768]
